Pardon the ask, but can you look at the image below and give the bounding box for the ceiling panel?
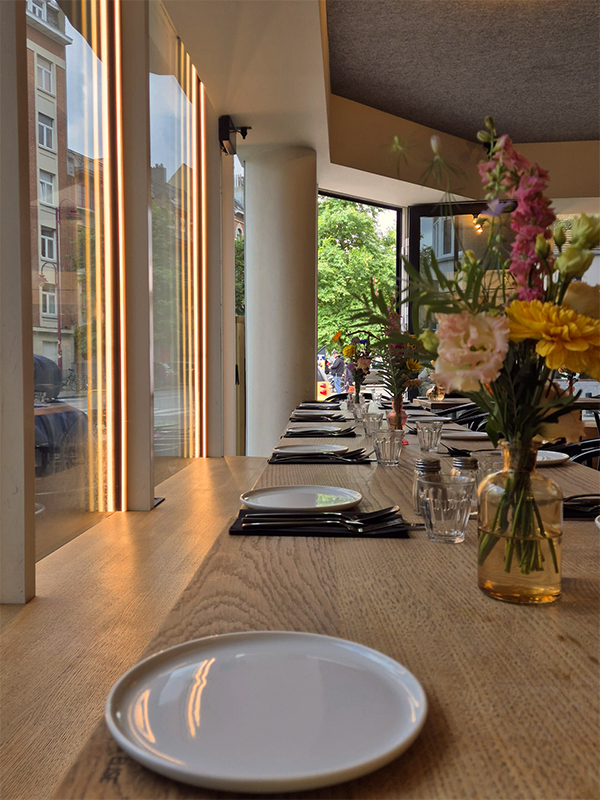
[326,0,600,143]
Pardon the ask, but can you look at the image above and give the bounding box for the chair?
[570,448,600,470]
[434,403,475,418]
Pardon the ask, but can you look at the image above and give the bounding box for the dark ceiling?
[326,0,600,143]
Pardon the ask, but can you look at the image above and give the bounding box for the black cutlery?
[243,505,401,526]
[242,517,423,535]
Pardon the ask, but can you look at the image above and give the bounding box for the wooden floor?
[0,456,264,800]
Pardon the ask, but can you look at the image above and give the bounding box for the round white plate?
[536,450,570,466]
[292,409,340,418]
[595,515,600,530]
[287,425,346,434]
[105,631,427,794]
[273,443,349,455]
[241,485,362,511]
[441,430,489,440]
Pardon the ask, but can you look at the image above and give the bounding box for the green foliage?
[317,197,396,348]
[234,235,245,316]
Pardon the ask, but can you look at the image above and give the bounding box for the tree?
[318,197,396,348]
[234,234,245,316]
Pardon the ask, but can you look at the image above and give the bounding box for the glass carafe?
[477,441,562,604]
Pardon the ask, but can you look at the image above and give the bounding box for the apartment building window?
[39,170,54,205]
[37,55,53,93]
[38,113,54,150]
[40,226,56,260]
[41,284,57,316]
[442,218,453,255]
[28,0,47,21]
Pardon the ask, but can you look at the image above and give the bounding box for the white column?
[0,0,36,601]
[245,147,317,457]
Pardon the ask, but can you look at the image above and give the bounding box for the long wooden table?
[54,411,599,799]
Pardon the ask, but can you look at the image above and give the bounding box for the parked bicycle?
[63,368,88,393]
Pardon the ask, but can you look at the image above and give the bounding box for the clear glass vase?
[477,441,562,604]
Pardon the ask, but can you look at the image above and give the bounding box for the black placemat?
[229,510,411,538]
[289,414,348,422]
[284,430,357,438]
[268,454,374,465]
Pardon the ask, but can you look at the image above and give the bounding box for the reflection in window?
[38,113,54,149]
[28,0,122,559]
[41,284,57,316]
[40,226,56,260]
[150,2,202,486]
[28,0,46,21]
[39,170,54,204]
[37,55,53,92]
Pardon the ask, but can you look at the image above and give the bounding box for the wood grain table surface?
[54,411,600,800]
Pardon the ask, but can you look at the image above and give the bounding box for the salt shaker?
[412,457,441,515]
[451,456,479,514]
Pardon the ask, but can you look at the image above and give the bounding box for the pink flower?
[357,357,371,371]
[478,134,555,300]
[432,312,510,392]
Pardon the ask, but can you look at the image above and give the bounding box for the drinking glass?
[416,420,444,453]
[477,450,504,484]
[352,404,365,426]
[363,412,383,439]
[373,430,404,466]
[417,475,475,543]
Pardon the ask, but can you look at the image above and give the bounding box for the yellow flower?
[406,358,421,372]
[342,345,355,358]
[507,300,600,379]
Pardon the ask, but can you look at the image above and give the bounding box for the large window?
[150,2,202,486]
[27,0,123,559]
[317,193,400,349]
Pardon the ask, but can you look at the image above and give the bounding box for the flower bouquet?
[340,335,373,402]
[364,306,429,428]
[357,117,600,603]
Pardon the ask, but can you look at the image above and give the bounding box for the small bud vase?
[477,441,562,604]
[386,397,408,443]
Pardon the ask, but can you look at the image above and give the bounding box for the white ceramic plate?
[292,409,341,418]
[240,485,362,511]
[595,515,600,530]
[536,450,570,466]
[441,430,489,440]
[273,443,349,455]
[105,631,427,794]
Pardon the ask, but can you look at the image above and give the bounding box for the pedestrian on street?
[330,350,345,393]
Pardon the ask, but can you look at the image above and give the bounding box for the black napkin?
[297,403,342,411]
[289,414,347,422]
[564,495,599,520]
[284,429,357,438]
[268,453,374,465]
[229,509,410,538]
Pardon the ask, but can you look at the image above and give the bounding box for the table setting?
[53,121,600,799]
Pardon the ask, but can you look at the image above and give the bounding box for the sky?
[66,20,191,182]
